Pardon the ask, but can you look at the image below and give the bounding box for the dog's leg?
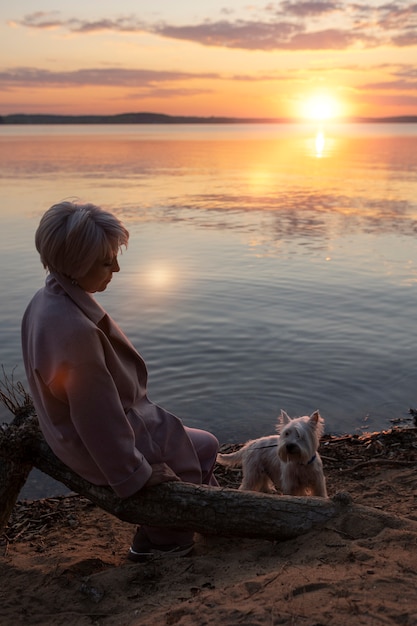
[313,476,328,498]
[240,469,264,492]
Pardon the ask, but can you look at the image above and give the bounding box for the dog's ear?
[277,410,291,431]
[310,410,321,424]
[309,410,324,434]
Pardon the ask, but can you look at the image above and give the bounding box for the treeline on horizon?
[1,112,417,124]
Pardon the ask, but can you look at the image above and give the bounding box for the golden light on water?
[144,264,176,290]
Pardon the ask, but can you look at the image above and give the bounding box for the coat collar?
[47,272,107,325]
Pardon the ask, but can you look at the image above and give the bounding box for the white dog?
[216,410,327,497]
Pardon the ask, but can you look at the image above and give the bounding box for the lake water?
[1,122,417,498]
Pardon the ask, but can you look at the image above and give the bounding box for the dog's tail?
[216,448,245,468]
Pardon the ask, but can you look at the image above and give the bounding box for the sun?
[300,92,341,121]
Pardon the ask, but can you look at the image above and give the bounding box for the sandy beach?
[1,427,417,626]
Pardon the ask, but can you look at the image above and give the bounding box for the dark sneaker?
[127,528,194,563]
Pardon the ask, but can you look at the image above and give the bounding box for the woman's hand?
[144,462,180,488]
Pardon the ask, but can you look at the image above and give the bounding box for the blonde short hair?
[35,201,129,279]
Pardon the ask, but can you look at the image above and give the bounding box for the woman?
[21,201,219,562]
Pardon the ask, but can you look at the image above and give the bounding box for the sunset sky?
[1,0,417,120]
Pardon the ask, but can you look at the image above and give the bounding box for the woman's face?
[77,254,120,293]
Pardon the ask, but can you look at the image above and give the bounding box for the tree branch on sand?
[1,375,416,542]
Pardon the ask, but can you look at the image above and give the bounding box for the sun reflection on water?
[144,264,176,290]
[305,125,337,159]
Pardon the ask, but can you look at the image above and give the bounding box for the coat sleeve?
[47,321,153,498]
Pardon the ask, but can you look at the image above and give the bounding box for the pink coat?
[21,273,202,498]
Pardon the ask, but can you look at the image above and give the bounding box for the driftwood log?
[1,410,416,541]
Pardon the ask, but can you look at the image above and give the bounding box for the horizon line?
[1,112,417,124]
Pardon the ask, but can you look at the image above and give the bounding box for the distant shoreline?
[1,112,417,125]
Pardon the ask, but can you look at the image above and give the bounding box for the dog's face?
[276,410,324,464]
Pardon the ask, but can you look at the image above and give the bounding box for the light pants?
[140,426,219,546]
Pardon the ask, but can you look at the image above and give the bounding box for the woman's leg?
[134,428,219,551]
[184,426,220,487]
